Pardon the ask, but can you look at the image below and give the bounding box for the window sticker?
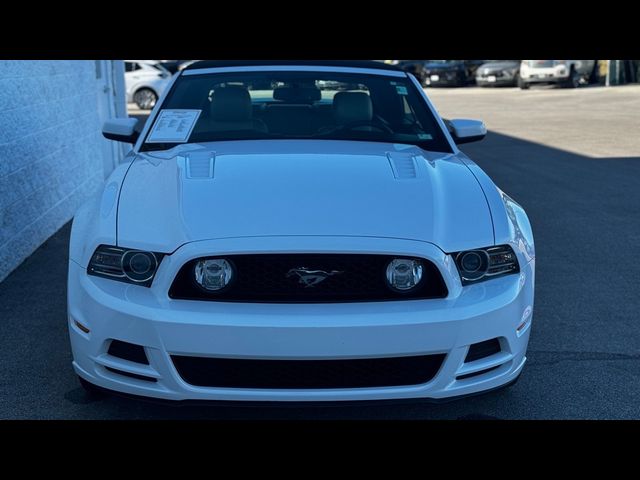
[418,133,433,140]
[146,109,202,143]
[395,85,408,95]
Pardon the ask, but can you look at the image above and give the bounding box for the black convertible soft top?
[183,60,402,72]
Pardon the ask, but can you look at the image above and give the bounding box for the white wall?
[0,60,125,282]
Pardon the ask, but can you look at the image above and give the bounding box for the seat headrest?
[210,86,252,122]
[333,92,373,125]
[273,86,322,103]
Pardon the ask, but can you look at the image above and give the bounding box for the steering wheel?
[334,120,394,134]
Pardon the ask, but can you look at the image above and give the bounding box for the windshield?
[141,71,452,153]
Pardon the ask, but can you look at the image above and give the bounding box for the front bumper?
[521,68,569,84]
[68,236,534,402]
[424,72,465,87]
[476,76,517,87]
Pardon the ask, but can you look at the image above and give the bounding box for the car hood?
[117,140,494,253]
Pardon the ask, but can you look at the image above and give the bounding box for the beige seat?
[202,86,267,132]
[333,91,373,126]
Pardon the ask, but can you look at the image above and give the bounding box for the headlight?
[194,258,234,291]
[454,245,519,285]
[88,245,163,287]
[385,258,423,292]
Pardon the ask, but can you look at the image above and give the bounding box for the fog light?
[194,259,234,291]
[385,258,423,291]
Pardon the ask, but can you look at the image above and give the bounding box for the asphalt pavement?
[1,86,639,419]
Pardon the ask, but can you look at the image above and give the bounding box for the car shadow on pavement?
[0,131,639,419]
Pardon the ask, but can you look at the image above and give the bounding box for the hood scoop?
[387,152,417,179]
[183,151,216,179]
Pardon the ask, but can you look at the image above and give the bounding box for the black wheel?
[513,72,521,87]
[78,376,108,399]
[565,67,580,88]
[518,76,529,89]
[133,88,158,110]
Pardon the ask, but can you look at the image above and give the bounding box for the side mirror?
[445,118,487,145]
[102,118,140,144]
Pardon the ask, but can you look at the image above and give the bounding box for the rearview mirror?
[102,118,140,144]
[445,118,487,145]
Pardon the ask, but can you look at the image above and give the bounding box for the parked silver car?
[476,61,521,87]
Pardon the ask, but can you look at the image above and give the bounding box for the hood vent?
[186,152,215,179]
[387,152,417,179]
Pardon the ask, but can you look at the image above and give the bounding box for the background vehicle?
[476,60,521,87]
[422,61,469,87]
[393,60,487,87]
[124,60,172,109]
[156,60,189,74]
[393,60,429,85]
[519,60,596,89]
[462,60,486,81]
[424,61,485,87]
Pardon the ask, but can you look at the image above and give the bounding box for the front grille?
[171,354,446,389]
[528,60,555,68]
[169,254,448,303]
[479,70,505,78]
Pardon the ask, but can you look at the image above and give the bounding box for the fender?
[459,153,535,263]
[68,152,136,267]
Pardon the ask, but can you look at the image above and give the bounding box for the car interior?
[191,84,386,137]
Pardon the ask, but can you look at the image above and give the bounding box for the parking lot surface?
[1,86,639,419]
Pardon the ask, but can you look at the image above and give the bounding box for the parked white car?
[519,60,595,89]
[69,61,535,403]
[124,60,172,109]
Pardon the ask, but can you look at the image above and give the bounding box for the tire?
[78,376,108,399]
[513,73,521,88]
[565,67,580,88]
[518,76,529,89]
[133,88,158,110]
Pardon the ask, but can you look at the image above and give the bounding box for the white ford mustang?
[68,61,535,402]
